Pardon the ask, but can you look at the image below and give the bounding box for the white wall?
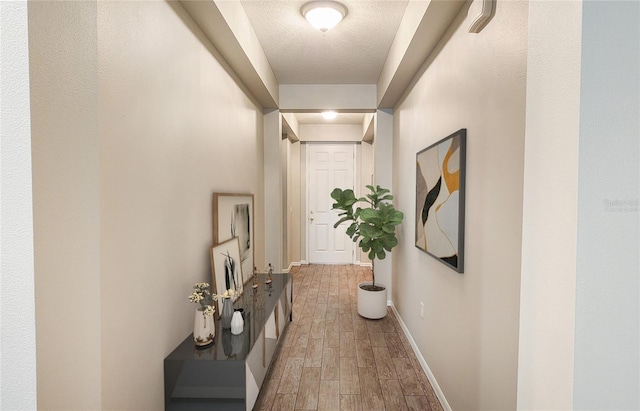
[392,1,527,409]
[573,1,639,408]
[30,1,264,409]
[0,1,38,409]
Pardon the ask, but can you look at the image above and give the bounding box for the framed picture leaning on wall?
[210,238,244,314]
[213,193,254,283]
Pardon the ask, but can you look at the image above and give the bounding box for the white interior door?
[307,144,355,264]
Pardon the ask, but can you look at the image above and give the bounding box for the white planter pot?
[357,282,387,319]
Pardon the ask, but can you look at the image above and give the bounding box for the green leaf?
[346,223,358,237]
[333,217,351,228]
[359,224,381,239]
[381,235,398,250]
[330,188,343,199]
[359,208,378,221]
[330,184,404,261]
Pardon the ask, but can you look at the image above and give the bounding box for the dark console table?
[164,273,292,411]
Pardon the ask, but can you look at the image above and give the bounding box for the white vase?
[194,308,215,347]
[231,310,244,335]
[357,282,388,319]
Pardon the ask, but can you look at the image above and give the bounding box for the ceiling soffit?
[179,0,468,109]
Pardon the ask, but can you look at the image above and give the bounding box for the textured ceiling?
[241,0,409,84]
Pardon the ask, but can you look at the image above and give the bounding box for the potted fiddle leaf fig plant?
[331,185,404,319]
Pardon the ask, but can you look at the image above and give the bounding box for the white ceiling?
[240,1,409,85]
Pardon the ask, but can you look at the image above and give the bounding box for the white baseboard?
[390,303,452,411]
[284,261,308,272]
[356,261,372,267]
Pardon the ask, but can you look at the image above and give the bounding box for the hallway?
[5,1,638,409]
[254,265,443,411]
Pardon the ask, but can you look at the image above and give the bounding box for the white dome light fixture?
[322,111,338,120]
[301,1,348,32]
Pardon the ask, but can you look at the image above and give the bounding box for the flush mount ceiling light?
[322,111,338,120]
[301,1,348,32]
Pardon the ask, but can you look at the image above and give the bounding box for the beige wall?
[286,140,303,266]
[299,123,362,142]
[517,1,581,409]
[29,1,102,408]
[30,1,264,409]
[519,2,640,409]
[392,1,528,410]
[355,142,374,265]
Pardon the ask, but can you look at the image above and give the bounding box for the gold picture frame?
[209,237,244,315]
[213,193,254,284]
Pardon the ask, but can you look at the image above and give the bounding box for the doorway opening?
[280,111,375,268]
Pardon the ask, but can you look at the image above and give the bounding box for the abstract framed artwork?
[415,129,466,272]
[210,237,244,315]
[213,193,254,284]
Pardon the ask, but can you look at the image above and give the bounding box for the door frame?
[305,142,358,264]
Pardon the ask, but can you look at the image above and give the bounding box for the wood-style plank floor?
[254,265,443,411]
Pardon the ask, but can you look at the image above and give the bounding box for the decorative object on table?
[231,310,244,335]
[265,263,273,284]
[219,289,235,329]
[415,128,466,272]
[192,343,215,359]
[331,184,404,319]
[213,193,255,284]
[188,282,217,347]
[221,329,233,358]
[221,328,245,359]
[210,238,244,314]
[230,333,244,356]
[252,267,258,289]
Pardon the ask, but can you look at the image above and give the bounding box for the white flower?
[221,288,236,299]
[203,305,215,317]
[188,283,216,308]
[188,291,203,303]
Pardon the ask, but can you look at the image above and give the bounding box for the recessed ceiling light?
[301,1,348,32]
[322,111,338,120]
